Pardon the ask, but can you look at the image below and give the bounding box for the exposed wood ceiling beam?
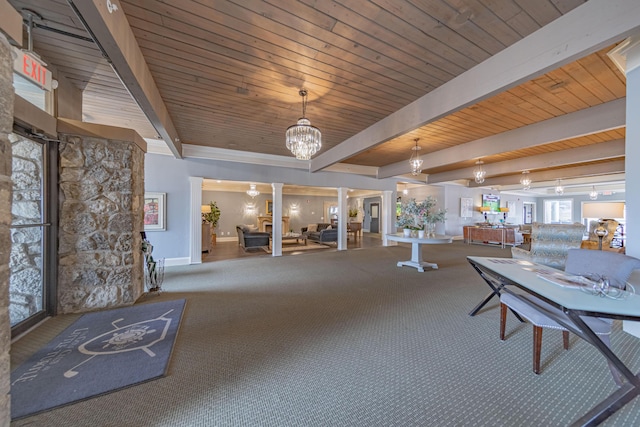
[68,0,182,158]
[427,139,626,184]
[379,99,625,179]
[472,160,625,188]
[310,0,640,173]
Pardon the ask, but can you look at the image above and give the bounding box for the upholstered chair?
[580,219,619,251]
[511,222,585,269]
[500,249,640,383]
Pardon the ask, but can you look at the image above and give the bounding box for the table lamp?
[582,202,625,250]
[499,207,509,221]
[479,206,491,222]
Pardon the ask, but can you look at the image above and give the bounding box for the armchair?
[511,222,585,269]
[236,225,270,251]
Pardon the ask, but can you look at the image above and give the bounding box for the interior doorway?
[523,202,535,224]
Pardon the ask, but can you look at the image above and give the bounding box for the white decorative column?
[382,190,396,246]
[189,177,203,264]
[610,36,640,337]
[271,183,283,257]
[337,188,348,250]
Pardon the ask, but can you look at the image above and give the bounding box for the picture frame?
[266,200,273,215]
[460,197,473,218]
[144,192,166,231]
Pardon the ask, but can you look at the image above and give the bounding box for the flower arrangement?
[396,197,447,230]
[348,207,359,218]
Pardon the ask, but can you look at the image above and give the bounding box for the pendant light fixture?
[520,170,531,190]
[473,160,486,184]
[285,89,321,160]
[246,183,260,198]
[589,186,598,200]
[409,138,423,176]
[554,179,564,195]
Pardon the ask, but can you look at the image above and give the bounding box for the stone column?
[0,33,14,426]
[57,132,145,313]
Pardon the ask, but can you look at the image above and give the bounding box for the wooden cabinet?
[202,223,211,252]
[464,226,520,248]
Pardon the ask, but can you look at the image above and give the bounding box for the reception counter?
[463,226,522,248]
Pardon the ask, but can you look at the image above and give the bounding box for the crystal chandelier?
[285,89,321,160]
[554,179,564,195]
[589,186,598,200]
[246,183,260,198]
[520,170,531,190]
[473,160,486,184]
[409,138,423,176]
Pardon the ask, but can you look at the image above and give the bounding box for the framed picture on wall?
[507,201,517,218]
[144,192,166,231]
[460,197,473,218]
[266,200,273,215]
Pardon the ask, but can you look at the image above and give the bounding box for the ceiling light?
[285,89,321,160]
[409,138,423,176]
[555,179,564,195]
[246,183,260,198]
[402,188,409,195]
[520,170,531,190]
[589,186,598,200]
[473,160,486,184]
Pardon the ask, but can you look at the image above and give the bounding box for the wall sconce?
[289,203,300,217]
[245,202,257,215]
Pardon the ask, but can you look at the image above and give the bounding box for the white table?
[467,256,640,426]
[386,233,453,272]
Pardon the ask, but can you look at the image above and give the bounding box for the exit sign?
[12,47,53,91]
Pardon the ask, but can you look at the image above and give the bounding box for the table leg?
[396,242,438,272]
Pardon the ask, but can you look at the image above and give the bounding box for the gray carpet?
[10,242,640,426]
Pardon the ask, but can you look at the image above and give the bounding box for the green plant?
[348,207,358,217]
[202,201,221,229]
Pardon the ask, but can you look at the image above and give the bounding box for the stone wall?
[0,33,14,426]
[57,134,145,314]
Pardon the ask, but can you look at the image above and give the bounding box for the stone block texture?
[57,134,144,314]
[0,33,14,426]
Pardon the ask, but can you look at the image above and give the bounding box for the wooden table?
[386,233,453,272]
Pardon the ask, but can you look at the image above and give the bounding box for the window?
[544,199,573,224]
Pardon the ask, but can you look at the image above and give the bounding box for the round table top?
[386,233,453,244]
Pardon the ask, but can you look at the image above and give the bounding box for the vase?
[403,228,411,237]
[426,222,436,237]
[418,230,425,239]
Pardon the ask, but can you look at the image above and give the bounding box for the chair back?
[565,249,640,289]
[522,222,585,268]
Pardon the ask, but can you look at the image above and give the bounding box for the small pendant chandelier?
[473,160,486,184]
[520,170,532,190]
[554,179,564,195]
[285,89,321,160]
[246,183,260,198]
[589,185,598,200]
[409,138,423,176]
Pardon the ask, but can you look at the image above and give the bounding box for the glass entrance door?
[9,133,55,336]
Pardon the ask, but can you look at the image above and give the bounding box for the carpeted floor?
[10,242,640,426]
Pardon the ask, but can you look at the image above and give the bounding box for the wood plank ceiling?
[7,0,630,192]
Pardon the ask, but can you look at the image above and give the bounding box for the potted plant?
[202,201,221,244]
[348,207,359,220]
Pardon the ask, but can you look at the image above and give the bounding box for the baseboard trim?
[164,257,191,267]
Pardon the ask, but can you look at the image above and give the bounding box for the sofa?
[236,225,270,251]
[511,222,585,269]
[301,223,337,244]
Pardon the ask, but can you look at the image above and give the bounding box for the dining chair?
[500,249,640,382]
